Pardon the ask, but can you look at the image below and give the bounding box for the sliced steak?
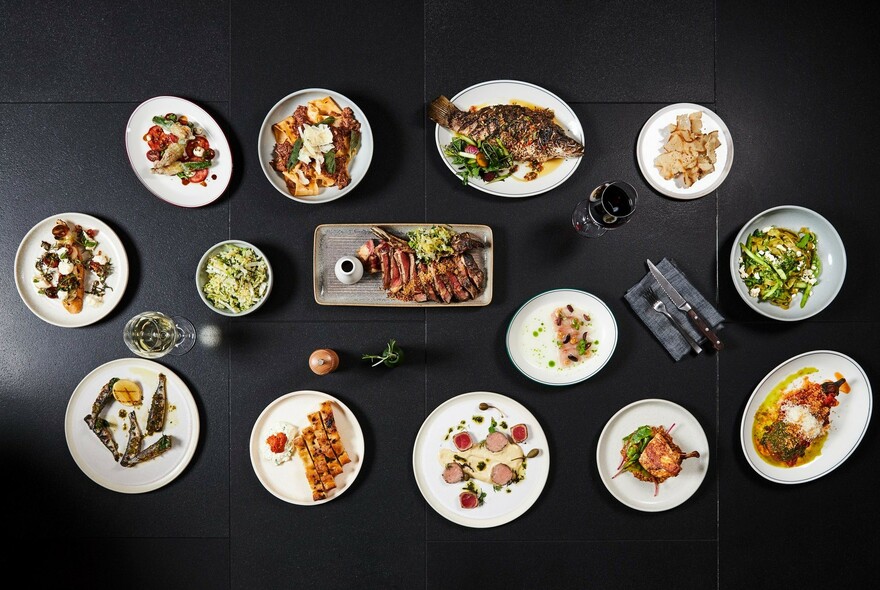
[452,257,479,298]
[485,431,509,452]
[430,265,453,303]
[451,232,485,253]
[444,270,470,301]
[490,462,514,486]
[461,252,485,290]
[393,249,411,285]
[442,462,465,484]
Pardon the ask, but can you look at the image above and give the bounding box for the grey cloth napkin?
[624,258,725,361]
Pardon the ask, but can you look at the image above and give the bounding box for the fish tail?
[427,95,457,128]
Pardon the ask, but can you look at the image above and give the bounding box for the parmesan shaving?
[780,403,824,440]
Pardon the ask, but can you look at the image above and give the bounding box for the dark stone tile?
[0,1,229,102]
[0,103,230,537]
[717,3,876,323]
[719,321,877,587]
[228,0,426,322]
[28,539,229,586]
[428,540,717,589]
[230,321,426,588]
[426,0,714,103]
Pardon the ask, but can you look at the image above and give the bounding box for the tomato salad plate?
[432,80,584,198]
[14,212,129,328]
[636,102,734,200]
[64,358,199,493]
[258,88,373,204]
[596,399,709,512]
[413,391,549,528]
[740,350,871,485]
[250,390,365,505]
[506,288,618,386]
[125,96,232,207]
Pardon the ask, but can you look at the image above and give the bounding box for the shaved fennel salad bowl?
[196,240,273,316]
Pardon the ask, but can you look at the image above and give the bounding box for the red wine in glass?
[572,181,638,237]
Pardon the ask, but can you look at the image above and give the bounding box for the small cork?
[309,349,339,375]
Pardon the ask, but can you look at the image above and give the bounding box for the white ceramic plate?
[14,212,129,328]
[596,399,709,512]
[506,288,618,386]
[125,96,232,207]
[258,88,373,204]
[64,358,199,493]
[250,390,364,505]
[636,102,733,200]
[433,80,584,197]
[196,239,273,316]
[729,205,846,321]
[740,350,871,484]
[413,391,549,528]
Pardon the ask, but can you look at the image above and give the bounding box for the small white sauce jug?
[334,255,364,285]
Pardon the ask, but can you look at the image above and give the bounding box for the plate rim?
[739,349,872,484]
[596,398,709,511]
[411,390,550,528]
[728,204,847,321]
[433,79,583,198]
[257,87,374,205]
[636,102,734,200]
[63,357,200,493]
[249,389,365,506]
[124,95,232,208]
[311,222,493,307]
[14,212,130,328]
[505,287,618,386]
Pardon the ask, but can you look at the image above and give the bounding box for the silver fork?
[643,290,703,354]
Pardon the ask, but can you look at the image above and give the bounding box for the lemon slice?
[112,379,142,406]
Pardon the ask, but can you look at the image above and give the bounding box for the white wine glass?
[123,311,196,358]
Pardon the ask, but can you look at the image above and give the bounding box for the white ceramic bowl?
[257,88,373,204]
[196,240,273,316]
[729,205,846,320]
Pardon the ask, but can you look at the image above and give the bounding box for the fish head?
[539,127,584,159]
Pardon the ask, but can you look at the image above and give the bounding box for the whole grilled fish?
[428,95,584,162]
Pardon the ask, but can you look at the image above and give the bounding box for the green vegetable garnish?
[362,339,404,368]
[349,130,361,156]
[737,225,819,310]
[288,138,303,170]
[316,116,335,126]
[324,149,336,174]
[406,225,456,262]
[443,134,514,185]
[202,244,269,313]
[612,425,654,480]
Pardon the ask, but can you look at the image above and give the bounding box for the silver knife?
[646,259,724,351]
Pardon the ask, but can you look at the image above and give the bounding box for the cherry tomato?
[188,168,209,184]
[146,149,162,161]
[148,125,164,137]
[185,136,210,159]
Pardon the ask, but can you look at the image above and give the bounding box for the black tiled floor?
[2,1,877,588]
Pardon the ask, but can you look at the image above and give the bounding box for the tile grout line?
[423,2,429,587]
[713,2,721,589]
[228,1,234,586]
